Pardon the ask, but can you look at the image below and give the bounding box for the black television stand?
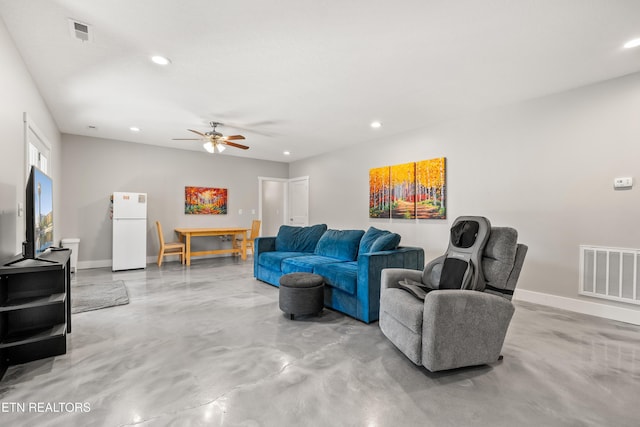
[0,249,72,380]
[4,256,58,267]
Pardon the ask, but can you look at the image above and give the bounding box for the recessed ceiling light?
[624,38,640,49]
[283,151,291,156]
[370,121,382,129]
[151,55,171,65]
[130,126,140,132]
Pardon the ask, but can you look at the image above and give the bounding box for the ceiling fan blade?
[187,129,208,138]
[223,141,250,150]
[224,135,245,140]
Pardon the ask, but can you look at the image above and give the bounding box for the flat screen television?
[23,166,54,259]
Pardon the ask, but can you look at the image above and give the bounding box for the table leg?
[231,234,238,256]
[186,234,191,266]
[241,233,247,261]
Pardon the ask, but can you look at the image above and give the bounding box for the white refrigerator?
[112,192,147,271]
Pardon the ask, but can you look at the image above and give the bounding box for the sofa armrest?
[421,290,515,372]
[253,237,276,276]
[255,236,276,253]
[381,268,423,291]
[357,247,424,323]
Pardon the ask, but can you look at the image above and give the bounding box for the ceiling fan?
[173,122,249,153]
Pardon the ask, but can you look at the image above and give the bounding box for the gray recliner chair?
[379,226,527,372]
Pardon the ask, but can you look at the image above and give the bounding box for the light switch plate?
[614,177,633,188]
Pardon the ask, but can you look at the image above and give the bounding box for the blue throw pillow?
[369,233,401,252]
[359,226,390,254]
[275,224,328,252]
[315,229,365,261]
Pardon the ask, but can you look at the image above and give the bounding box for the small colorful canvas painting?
[391,162,416,219]
[415,157,446,219]
[185,186,227,215]
[369,166,391,218]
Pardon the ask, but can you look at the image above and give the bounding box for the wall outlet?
[614,177,633,189]
[18,202,23,217]
[238,208,243,215]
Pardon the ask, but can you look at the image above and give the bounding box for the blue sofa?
[254,224,425,323]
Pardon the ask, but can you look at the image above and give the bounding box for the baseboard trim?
[77,254,234,271]
[77,259,112,270]
[514,289,640,326]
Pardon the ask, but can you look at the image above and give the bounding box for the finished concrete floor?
[1,257,639,426]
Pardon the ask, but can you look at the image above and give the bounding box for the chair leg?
[157,250,163,267]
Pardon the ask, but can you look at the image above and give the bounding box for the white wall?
[3,12,638,321]
[290,71,640,322]
[0,17,61,260]
[60,134,288,267]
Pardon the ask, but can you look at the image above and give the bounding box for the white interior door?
[259,179,287,236]
[288,176,309,226]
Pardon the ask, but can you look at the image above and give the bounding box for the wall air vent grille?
[580,245,640,305]
[68,19,92,42]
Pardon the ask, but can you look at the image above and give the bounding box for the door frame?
[258,176,309,234]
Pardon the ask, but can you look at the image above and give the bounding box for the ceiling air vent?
[68,19,92,42]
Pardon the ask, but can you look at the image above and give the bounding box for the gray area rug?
[71,280,130,314]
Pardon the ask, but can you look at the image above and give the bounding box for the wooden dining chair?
[155,221,185,266]
[246,219,261,256]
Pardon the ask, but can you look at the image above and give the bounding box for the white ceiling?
[2,0,640,162]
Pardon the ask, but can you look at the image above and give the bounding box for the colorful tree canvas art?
[415,157,446,219]
[391,162,416,219]
[185,187,227,215]
[369,166,391,218]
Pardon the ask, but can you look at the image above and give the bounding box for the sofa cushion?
[275,224,327,252]
[282,255,341,274]
[259,251,309,271]
[313,261,358,295]
[359,227,391,254]
[370,232,401,252]
[314,229,365,261]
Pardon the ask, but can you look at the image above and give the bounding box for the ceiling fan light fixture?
[203,141,226,154]
[203,141,214,153]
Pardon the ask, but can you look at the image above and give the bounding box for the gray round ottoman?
[279,273,325,320]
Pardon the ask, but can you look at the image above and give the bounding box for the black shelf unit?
[0,249,71,379]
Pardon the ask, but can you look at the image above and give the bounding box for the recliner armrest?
[381,268,423,291]
[421,290,515,371]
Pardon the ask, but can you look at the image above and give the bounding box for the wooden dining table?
[174,227,250,266]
